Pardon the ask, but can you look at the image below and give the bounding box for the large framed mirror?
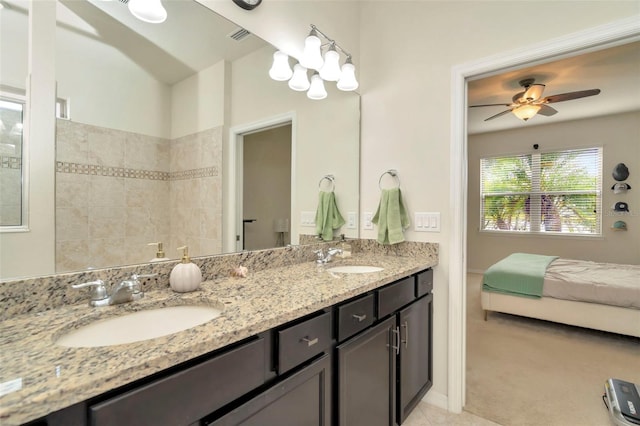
[0,0,360,280]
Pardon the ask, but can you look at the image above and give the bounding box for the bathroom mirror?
[0,0,360,280]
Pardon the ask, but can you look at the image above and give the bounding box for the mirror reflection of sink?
[56,305,222,348]
[326,265,384,274]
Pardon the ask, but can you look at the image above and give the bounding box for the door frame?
[448,16,640,413]
[225,112,296,253]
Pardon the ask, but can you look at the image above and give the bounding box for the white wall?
[171,61,227,139]
[357,0,639,406]
[468,111,640,271]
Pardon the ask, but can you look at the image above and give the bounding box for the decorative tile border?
[170,166,218,180]
[1,155,21,169]
[56,161,218,181]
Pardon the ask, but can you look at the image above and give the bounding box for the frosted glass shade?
[269,51,293,81]
[337,61,359,91]
[128,0,167,23]
[301,34,324,70]
[513,104,541,121]
[319,48,341,81]
[288,64,310,91]
[307,73,327,100]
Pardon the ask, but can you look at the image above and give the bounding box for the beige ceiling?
[467,41,640,135]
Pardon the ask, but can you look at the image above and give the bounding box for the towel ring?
[319,174,335,191]
[379,169,400,189]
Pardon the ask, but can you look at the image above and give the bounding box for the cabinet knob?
[301,336,319,347]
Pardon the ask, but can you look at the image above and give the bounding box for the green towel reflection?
[372,188,410,245]
[315,191,345,241]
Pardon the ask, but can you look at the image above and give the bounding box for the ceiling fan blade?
[470,103,512,108]
[543,89,601,104]
[484,109,513,121]
[537,104,558,117]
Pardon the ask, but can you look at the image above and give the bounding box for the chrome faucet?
[314,247,342,264]
[72,274,156,307]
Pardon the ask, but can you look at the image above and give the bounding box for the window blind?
[480,147,602,235]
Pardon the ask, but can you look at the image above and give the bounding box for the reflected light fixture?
[269,51,293,81]
[307,72,327,100]
[128,0,167,24]
[513,104,541,121]
[269,24,358,100]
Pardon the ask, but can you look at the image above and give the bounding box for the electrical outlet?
[347,212,357,229]
[300,211,316,227]
[363,212,374,230]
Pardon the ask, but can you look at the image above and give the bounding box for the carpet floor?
[465,272,640,426]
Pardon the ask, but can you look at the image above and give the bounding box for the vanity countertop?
[0,252,437,425]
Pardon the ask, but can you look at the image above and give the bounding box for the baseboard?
[422,390,448,410]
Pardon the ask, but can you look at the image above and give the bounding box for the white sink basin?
[327,265,384,274]
[56,305,222,348]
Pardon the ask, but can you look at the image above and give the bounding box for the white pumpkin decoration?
[170,246,202,293]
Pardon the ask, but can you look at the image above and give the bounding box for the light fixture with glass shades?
[269,24,358,100]
[127,0,167,24]
[512,104,541,121]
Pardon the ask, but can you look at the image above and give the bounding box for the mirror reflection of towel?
[315,191,345,241]
[372,188,410,245]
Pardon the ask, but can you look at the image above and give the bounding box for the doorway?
[241,124,292,251]
[448,17,640,413]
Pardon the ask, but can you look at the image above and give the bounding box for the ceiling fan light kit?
[471,78,601,122]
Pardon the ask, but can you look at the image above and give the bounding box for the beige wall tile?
[56,207,88,241]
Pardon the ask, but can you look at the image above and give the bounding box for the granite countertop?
[0,253,437,425]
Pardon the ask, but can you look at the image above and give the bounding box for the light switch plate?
[414,212,440,232]
[363,212,374,230]
[347,212,357,229]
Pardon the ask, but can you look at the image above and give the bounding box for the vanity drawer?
[278,311,332,374]
[416,268,434,297]
[337,293,375,342]
[377,276,416,318]
[90,337,266,426]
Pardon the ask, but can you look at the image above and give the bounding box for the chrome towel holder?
[379,169,400,189]
[319,174,335,191]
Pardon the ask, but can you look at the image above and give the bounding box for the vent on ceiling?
[117,0,129,3]
[228,27,252,42]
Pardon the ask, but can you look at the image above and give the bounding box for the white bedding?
[543,259,640,309]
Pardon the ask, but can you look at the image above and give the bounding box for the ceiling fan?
[470,78,601,122]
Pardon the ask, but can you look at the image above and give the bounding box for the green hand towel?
[372,188,410,245]
[315,191,345,241]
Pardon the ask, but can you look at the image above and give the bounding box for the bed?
[481,253,640,338]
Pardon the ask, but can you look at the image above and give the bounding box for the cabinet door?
[337,316,396,426]
[398,294,433,423]
[209,354,331,426]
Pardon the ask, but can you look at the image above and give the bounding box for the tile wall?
[0,155,22,226]
[55,120,222,272]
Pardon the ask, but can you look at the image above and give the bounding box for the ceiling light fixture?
[269,24,358,100]
[512,104,541,121]
[127,0,167,24]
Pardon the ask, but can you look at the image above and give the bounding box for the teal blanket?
[483,253,559,299]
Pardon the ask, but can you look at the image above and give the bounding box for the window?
[480,147,602,235]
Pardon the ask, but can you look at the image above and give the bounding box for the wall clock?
[232,0,262,11]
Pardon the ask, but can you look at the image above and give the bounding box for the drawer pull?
[352,313,367,322]
[301,336,318,347]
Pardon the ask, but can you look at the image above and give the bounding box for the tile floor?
[404,402,501,426]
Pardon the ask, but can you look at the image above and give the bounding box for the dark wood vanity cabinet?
[335,269,434,426]
[36,268,433,426]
